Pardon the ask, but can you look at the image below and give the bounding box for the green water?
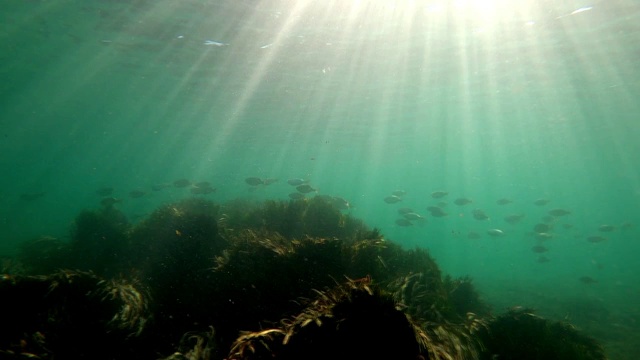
[2,0,640,357]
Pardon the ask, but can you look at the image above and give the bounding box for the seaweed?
[477,307,607,360]
[221,197,369,241]
[227,279,422,360]
[0,270,151,359]
[444,275,492,319]
[127,197,225,353]
[67,207,130,277]
[17,236,71,275]
[1,196,610,360]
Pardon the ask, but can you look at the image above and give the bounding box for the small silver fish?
[203,40,228,46]
[403,212,425,221]
[487,229,505,237]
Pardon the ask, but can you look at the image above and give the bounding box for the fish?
[288,192,305,200]
[467,231,481,239]
[152,183,171,191]
[331,197,351,210]
[431,191,448,199]
[287,178,308,186]
[173,179,191,188]
[536,256,550,263]
[426,206,448,217]
[535,232,553,240]
[191,186,215,195]
[496,198,513,205]
[262,178,279,185]
[392,190,407,197]
[403,212,425,221]
[533,199,550,206]
[245,177,264,186]
[472,209,489,221]
[549,208,571,217]
[598,225,615,232]
[383,195,402,204]
[621,222,634,230]
[395,218,413,227]
[194,181,212,188]
[19,192,46,201]
[397,207,414,215]
[96,187,114,196]
[531,245,549,253]
[296,184,317,194]
[203,40,228,46]
[486,229,505,237]
[504,214,525,224]
[454,198,473,206]
[129,190,146,198]
[579,276,597,284]
[587,235,606,243]
[100,197,122,207]
[533,223,551,233]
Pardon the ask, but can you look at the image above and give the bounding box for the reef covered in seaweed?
[1,196,607,359]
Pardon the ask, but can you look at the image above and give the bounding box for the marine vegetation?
[477,307,607,360]
[17,236,71,274]
[2,195,608,360]
[227,278,423,360]
[0,270,150,359]
[220,196,368,240]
